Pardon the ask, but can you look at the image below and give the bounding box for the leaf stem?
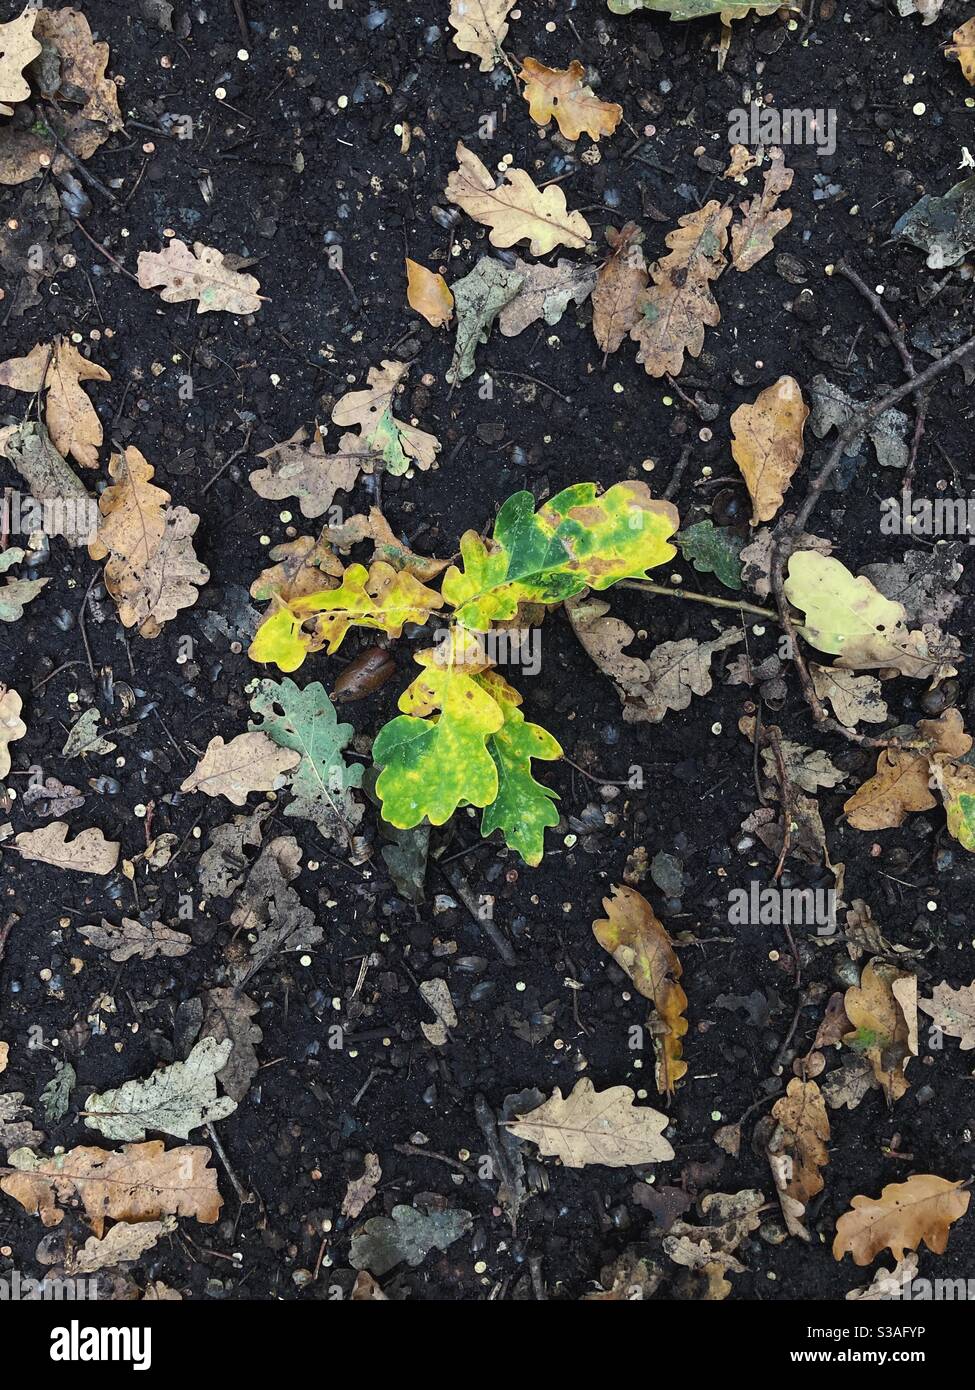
[619,580,779,622]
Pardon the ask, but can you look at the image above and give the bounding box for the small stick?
[231,0,250,46]
[440,861,517,966]
[202,427,253,495]
[42,108,119,206]
[662,444,692,501]
[78,571,98,679]
[71,219,141,284]
[621,579,778,621]
[492,369,571,403]
[0,913,19,970]
[205,1122,253,1205]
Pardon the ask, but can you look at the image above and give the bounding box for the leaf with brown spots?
[591,222,648,357]
[730,149,794,272]
[630,201,731,377]
[519,58,622,142]
[833,1175,969,1266]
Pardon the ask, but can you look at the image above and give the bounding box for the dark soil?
[2,0,975,1306]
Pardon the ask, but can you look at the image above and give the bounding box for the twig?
[491,369,572,404]
[205,1122,253,1205]
[202,427,253,495]
[42,107,119,206]
[394,1143,476,1177]
[70,219,141,284]
[621,579,778,621]
[0,913,18,970]
[78,571,98,680]
[231,0,250,46]
[440,861,517,966]
[662,444,692,501]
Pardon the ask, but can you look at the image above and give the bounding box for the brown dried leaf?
[180,732,300,806]
[731,375,807,524]
[446,140,591,257]
[833,1176,970,1266]
[250,426,367,519]
[14,821,119,875]
[447,0,515,72]
[592,884,687,1096]
[630,201,731,377]
[843,959,917,1105]
[591,222,648,356]
[506,1078,674,1168]
[137,240,263,314]
[917,981,975,1051]
[0,1140,223,1235]
[332,359,439,472]
[730,149,794,272]
[405,258,453,328]
[323,507,449,581]
[0,684,26,779]
[497,256,597,337]
[519,58,622,142]
[79,918,192,964]
[948,18,975,85]
[342,1153,382,1220]
[767,1078,830,1240]
[810,665,888,728]
[200,988,263,1102]
[0,339,111,470]
[69,1217,176,1275]
[0,8,41,108]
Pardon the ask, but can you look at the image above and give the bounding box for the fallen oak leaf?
[0,1140,223,1235]
[0,684,26,779]
[519,57,622,142]
[68,1217,177,1275]
[842,959,916,1105]
[322,507,449,581]
[200,988,263,1103]
[730,148,794,272]
[342,1153,382,1220]
[0,547,49,621]
[249,426,368,519]
[0,419,96,545]
[78,918,192,964]
[446,140,592,256]
[332,359,439,474]
[505,1077,674,1167]
[497,256,597,337]
[180,732,300,806]
[730,374,807,524]
[918,981,975,1051]
[350,1204,472,1277]
[137,240,264,314]
[630,201,731,377]
[446,256,524,384]
[809,665,888,728]
[82,1037,237,1142]
[833,1176,969,1266]
[591,222,648,357]
[405,258,453,327]
[0,8,41,111]
[766,1077,830,1240]
[0,338,110,469]
[947,19,975,86]
[593,884,688,1096]
[14,822,119,875]
[447,0,516,71]
[844,709,971,831]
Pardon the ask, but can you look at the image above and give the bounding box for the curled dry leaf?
[519,58,622,141]
[592,884,687,1096]
[730,375,807,525]
[447,0,515,71]
[15,821,119,875]
[180,731,300,806]
[79,918,192,964]
[505,1077,674,1167]
[0,1140,223,1235]
[843,959,917,1105]
[630,201,731,377]
[766,1078,830,1240]
[88,447,208,638]
[137,240,263,314]
[846,1254,919,1301]
[844,709,971,831]
[0,339,110,470]
[730,149,794,272]
[405,258,453,328]
[342,1153,382,1220]
[323,507,449,581]
[0,684,26,779]
[591,222,648,356]
[446,140,592,256]
[833,1176,970,1266]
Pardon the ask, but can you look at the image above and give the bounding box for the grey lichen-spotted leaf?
[200,988,263,1103]
[82,1037,237,1141]
[78,917,193,964]
[61,708,117,758]
[893,175,975,269]
[808,375,910,471]
[0,547,49,623]
[40,1062,76,1124]
[446,257,524,385]
[197,801,272,899]
[350,1204,473,1276]
[0,420,95,547]
[0,1092,45,1150]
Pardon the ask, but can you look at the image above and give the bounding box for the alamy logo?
[728,103,836,156]
[1,489,99,543]
[0,1270,98,1301]
[728,883,836,934]
[881,491,975,541]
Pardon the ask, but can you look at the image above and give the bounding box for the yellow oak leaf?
[405,259,454,328]
[767,1078,830,1240]
[842,959,916,1105]
[731,375,808,524]
[519,58,622,142]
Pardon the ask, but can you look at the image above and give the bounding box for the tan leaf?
[592,884,687,1096]
[730,149,794,272]
[79,918,192,964]
[833,1176,970,1266]
[630,201,731,377]
[810,665,888,728]
[0,1140,223,1235]
[180,732,300,806]
[731,375,807,524]
[323,507,449,581]
[250,534,343,604]
[446,140,591,257]
[842,959,916,1104]
[519,58,622,142]
[505,1077,674,1168]
[591,222,648,356]
[0,1042,6,1075]
[844,749,935,830]
[137,240,263,314]
[767,1078,830,1240]
[0,8,41,107]
[250,426,367,518]
[332,359,440,473]
[723,144,759,180]
[14,822,119,875]
[947,19,975,85]
[342,1153,382,1220]
[351,1270,388,1300]
[0,339,111,470]
[918,981,975,1051]
[405,259,453,328]
[88,447,208,637]
[663,1190,764,1297]
[447,0,515,72]
[497,256,597,337]
[201,987,263,1102]
[69,1217,176,1275]
[0,683,26,779]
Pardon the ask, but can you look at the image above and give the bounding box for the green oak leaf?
[933,760,975,853]
[478,672,561,866]
[442,481,679,631]
[676,520,743,591]
[249,677,363,843]
[367,406,410,475]
[373,629,503,828]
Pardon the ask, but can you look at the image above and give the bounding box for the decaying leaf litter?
[1,0,975,1308]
